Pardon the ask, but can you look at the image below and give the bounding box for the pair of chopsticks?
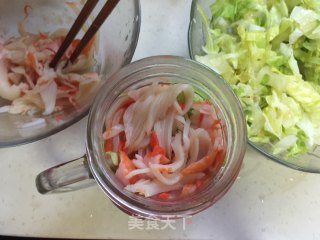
[49,0,120,69]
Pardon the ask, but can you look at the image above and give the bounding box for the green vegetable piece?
[106,151,119,166]
[187,108,194,118]
[177,91,185,103]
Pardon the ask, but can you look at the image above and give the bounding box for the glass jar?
[36,56,247,219]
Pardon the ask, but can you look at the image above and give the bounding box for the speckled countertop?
[1,1,320,239]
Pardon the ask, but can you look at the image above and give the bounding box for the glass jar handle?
[36,155,95,194]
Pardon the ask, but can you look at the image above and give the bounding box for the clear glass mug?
[36,56,247,218]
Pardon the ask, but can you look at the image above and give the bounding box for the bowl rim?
[187,0,320,173]
[0,0,142,148]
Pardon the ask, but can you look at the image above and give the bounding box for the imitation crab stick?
[181,148,221,176]
[103,83,227,199]
[116,151,139,185]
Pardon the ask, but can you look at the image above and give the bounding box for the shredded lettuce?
[196,0,320,156]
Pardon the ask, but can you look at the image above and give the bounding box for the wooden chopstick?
[49,0,99,68]
[69,0,120,63]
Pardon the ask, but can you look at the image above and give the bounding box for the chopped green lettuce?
[196,0,320,156]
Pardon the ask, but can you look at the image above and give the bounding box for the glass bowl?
[188,0,320,173]
[85,56,247,218]
[0,0,140,147]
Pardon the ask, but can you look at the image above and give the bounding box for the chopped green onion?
[177,92,185,103]
[187,108,194,118]
[105,151,119,166]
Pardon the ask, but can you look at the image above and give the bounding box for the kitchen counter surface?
[1,1,320,239]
